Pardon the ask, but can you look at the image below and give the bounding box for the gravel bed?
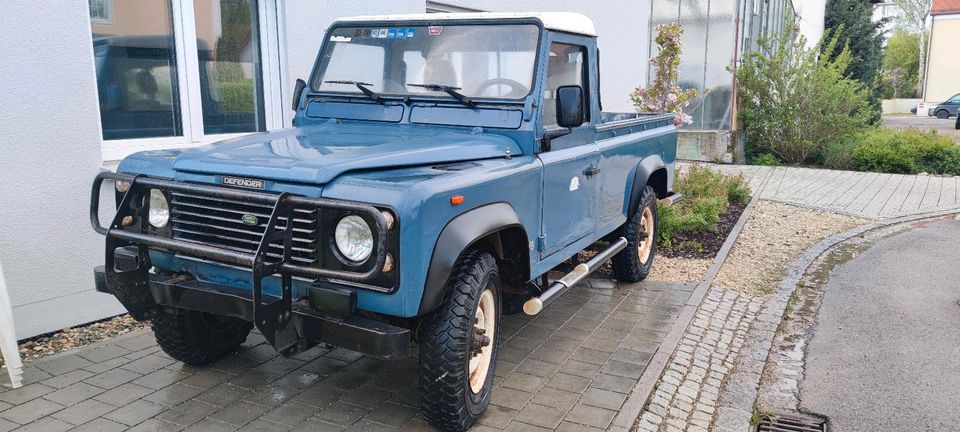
[648,256,712,283]
[713,200,868,294]
[0,315,148,368]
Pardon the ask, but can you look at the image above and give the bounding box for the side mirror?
[555,85,584,128]
[291,78,307,111]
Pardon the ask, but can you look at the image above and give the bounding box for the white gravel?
[648,256,713,283]
[713,200,868,294]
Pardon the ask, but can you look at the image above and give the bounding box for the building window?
[89,0,283,161]
[89,0,112,24]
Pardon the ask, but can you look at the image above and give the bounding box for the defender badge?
[222,176,265,189]
[240,214,259,226]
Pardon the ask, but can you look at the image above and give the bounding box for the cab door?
[538,41,598,258]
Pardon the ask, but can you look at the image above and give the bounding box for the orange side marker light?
[450,195,464,206]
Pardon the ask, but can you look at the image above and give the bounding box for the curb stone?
[610,168,775,432]
[713,208,960,432]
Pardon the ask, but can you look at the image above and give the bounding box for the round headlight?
[148,189,170,228]
[334,215,373,262]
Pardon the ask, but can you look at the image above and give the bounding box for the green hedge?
[847,129,960,175]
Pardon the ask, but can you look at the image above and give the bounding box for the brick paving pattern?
[0,279,693,431]
[634,288,762,432]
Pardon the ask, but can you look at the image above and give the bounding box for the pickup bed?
[90,12,677,431]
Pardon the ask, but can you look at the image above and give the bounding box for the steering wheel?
[474,78,529,99]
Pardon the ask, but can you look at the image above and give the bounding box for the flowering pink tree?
[630,23,697,126]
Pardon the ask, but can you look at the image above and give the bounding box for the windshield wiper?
[322,80,383,104]
[407,84,476,108]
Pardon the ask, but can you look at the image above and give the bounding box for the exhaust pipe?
[523,237,629,315]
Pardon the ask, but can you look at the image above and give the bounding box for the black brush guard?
[90,172,408,359]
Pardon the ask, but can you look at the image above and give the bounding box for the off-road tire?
[936,109,950,119]
[612,185,658,283]
[151,308,252,365]
[419,251,501,432]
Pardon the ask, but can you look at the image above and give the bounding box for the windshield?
[312,24,540,100]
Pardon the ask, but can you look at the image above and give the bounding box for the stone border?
[610,168,775,431]
[713,207,960,431]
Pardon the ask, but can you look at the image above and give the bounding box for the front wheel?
[419,251,501,432]
[936,109,950,119]
[151,308,252,365]
[612,185,658,283]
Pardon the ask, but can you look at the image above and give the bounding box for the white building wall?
[794,0,826,46]
[0,1,125,339]
[439,0,651,112]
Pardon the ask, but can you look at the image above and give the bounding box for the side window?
[949,95,960,104]
[542,42,587,127]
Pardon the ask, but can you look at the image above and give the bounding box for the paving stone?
[580,387,628,410]
[144,383,206,407]
[338,385,391,410]
[490,387,532,410]
[559,360,602,379]
[314,401,367,426]
[125,418,185,432]
[242,384,298,408]
[94,383,154,406]
[515,402,566,429]
[289,418,343,432]
[501,372,545,393]
[362,402,416,428]
[570,348,611,365]
[182,418,237,432]
[134,368,192,390]
[515,359,561,378]
[44,382,105,406]
[156,400,219,427]
[531,386,580,412]
[209,400,271,426]
[0,397,63,424]
[260,402,315,427]
[178,369,232,390]
[601,360,644,379]
[114,333,158,352]
[85,367,142,389]
[41,369,95,389]
[564,403,617,429]
[289,384,343,408]
[83,357,130,375]
[11,416,73,432]
[104,399,168,426]
[78,344,132,363]
[0,383,54,405]
[51,399,118,425]
[195,383,253,408]
[237,418,290,432]
[34,355,93,376]
[544,373,590,393]
[478,404,518,429]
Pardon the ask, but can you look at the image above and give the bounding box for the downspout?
[0,257,23,388]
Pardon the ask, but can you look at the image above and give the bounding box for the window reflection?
[194,0,265,134]
[90,0,182,140]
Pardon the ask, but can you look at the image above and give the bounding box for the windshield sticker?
[388,28,399,38]
[405,28,416,38]
[330,36,351,42]
[428,26,443,36]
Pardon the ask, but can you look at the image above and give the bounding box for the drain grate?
[756,414,827,432]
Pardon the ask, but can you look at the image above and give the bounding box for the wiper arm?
[408,83,476,108]
[322,80,383,104]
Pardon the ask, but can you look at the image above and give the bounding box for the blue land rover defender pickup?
[91,12,679,431]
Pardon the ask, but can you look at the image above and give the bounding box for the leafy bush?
[736,21,873,163]
[658,166,749,248]
[214,80,255,112]
[751,153,781,166]
[850,128,960,175]
[822,139,858,170]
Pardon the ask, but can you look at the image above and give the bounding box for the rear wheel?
[419,251,501,432]
[936,109,950,119]
[612,185,658,283]
[151,308,252,365]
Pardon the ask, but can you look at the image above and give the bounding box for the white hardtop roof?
[335,12,596,37]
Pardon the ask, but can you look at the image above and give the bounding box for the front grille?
[170,192,321,265]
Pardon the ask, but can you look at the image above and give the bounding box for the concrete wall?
[439,0,651,113]
[281,1,427,121]
[924,15,960,102]
[883,98,922,114]
[0,2,125,339]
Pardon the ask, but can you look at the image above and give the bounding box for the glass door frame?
[99,0,285,162]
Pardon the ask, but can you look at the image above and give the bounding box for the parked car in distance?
[89,12,680,432]
[929,93,960,118]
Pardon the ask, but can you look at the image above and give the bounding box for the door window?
[542,42,588,128]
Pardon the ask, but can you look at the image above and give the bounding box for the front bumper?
[90,172,406,359]
[93,263,409,360]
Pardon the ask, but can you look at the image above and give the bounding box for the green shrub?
[214,80,255,113]
[850,128,960,175]
[822,139,858,170]
[751,153,780,166]
[736,21,873,163]
[658,166,749,248]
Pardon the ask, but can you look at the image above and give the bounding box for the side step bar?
[523,237,629,316]
[660,192,683,207]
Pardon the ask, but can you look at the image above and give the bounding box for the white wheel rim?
[469,288,495,394]
[638,207,654,263]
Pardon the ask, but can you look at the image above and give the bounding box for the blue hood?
[171,124,522,185]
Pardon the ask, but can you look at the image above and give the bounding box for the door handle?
[583,167,601,177]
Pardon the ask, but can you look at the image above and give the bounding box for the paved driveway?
[0,279,692,432]
[800,218,960,431]
[882,114,960,142]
